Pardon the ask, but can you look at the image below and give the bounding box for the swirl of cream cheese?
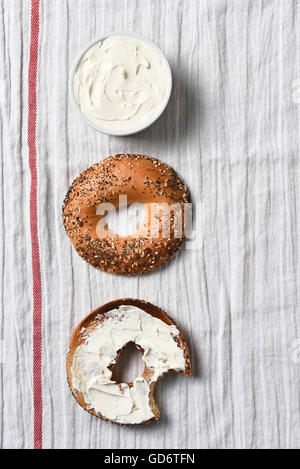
[73,35,167,132]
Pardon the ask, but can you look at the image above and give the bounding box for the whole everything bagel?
[66,298,192,425]
[62,154,190,275]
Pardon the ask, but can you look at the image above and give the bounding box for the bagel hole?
[104,202,146,236]
[112,342,144,384]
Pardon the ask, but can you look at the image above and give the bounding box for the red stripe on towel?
[27,0,42,450]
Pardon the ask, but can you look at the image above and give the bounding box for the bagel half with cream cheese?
[66,299,192,425]
[62,154,190,276]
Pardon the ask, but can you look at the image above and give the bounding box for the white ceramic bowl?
[70,32,172,136]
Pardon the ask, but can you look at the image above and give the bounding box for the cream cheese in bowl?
[71,33,172,135]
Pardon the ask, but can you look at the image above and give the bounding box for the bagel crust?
[62,154,189,275]
[66,299,192,425]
